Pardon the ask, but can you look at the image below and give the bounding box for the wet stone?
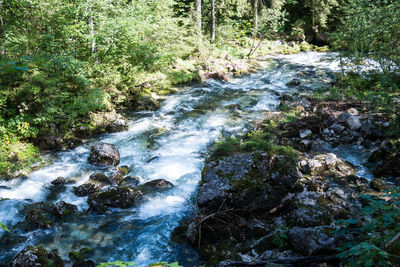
[119,176,141,188]
[12,246,63,267]
[138,179,174,194]
[53,201,78,219]
[88,142,120,166]
[51,177,66,186]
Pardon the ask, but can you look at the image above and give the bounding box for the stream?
[0,52,374,266]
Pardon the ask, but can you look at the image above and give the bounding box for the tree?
[332,0,400,75]
[252,0,258,36]
[195,0,202,36]
[304,0,338,33]
[210,0,215,43]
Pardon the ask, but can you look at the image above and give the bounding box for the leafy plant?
[272,225,289,248]
[336,187,400,266]
[96,261,135,267]
[0,222,9,232]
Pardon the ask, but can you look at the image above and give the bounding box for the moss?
[0,138,41,179]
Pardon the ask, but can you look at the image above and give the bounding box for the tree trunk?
[211,0,215,43]
[195,0,202,36]
[89,5,98,63]
[252,0,258,36]
[0,0,4,55]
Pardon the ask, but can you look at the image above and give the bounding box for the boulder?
[197,152,299,213]
[279,94,293,101]
[286,78,301,87]
[135,95,160,111]
[22,202,54,231]
[119,176,141,188]
[88,142,120,166]
[12,246,63,267]
[299,129,312,139]
[204,71,228,82]
[73,182,103,197]
[305,153,354,178]
[88,172,116,185]
[53,201,78,219]
[373,152,400,177]
[88,110,128,135]
[281,190,349,227]
[369,178,388,192]
[138,179,174,194]
[287,227,335,255]
[338,112,361,130]
[51,177,66,186]
[88,187,142,213]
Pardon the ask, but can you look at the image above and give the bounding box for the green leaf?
[0,222,9,232]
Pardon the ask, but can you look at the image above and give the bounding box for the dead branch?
[385,232,400,249]
[214,254,338,266]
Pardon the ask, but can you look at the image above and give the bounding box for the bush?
[336,187,400,266]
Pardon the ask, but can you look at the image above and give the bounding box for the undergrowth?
[336,187,400,266]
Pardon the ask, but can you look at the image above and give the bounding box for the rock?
[138,179,174,194]
[73,182,103,197]
[287,227,335,255]
[89,171,123,186]
[305,153,354,178]
[299,129,312,139]
[330,123,345,133]
[370,178,388,192]
[117,166,129,176]
[88,110,128,135]
[88,142,120,166]
[72,261,95,267]
[12,246,63,267]
[360,119,381,140]
[88,187,142,213]
[197,152,299,213]
[135,95,160,111]
[22,202,54,231]
[119,176,141,188]
[53,201,78,219]
[261,249,300,260]
[279,94,293,101]
[282,190,349,227]
[338,112,361,130]
[299,98,311,109]
[373,152,400,177]
[204,71,228,82]
[347,108,359,116]
[286,78,301,87]
[297,71,308,77]
[51,177,66,186]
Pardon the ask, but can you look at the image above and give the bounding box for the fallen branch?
[247,36,265,58]
[215,254,338,266]
[385,232,400,249]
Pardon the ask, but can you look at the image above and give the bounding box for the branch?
[385,232,400,249]
[215,254,338,266]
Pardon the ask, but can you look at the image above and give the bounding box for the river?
[0,52,372,266]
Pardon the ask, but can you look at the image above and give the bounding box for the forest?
[0,0,399,266]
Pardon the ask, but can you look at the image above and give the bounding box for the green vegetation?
[336,188,400,266]
[0,0,337,178]
[212,128,296,161]
[96,261,182,267]
[96,261,136,267]
[272,225,289,249]
[0,222,9,232]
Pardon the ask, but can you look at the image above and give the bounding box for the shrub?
[336,187,400,266]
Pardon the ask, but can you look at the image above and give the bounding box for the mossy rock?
[12,246,63,267]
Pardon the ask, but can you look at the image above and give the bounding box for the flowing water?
[0,52,374,266]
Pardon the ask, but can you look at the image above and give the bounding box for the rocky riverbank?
[172,89,400,265]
